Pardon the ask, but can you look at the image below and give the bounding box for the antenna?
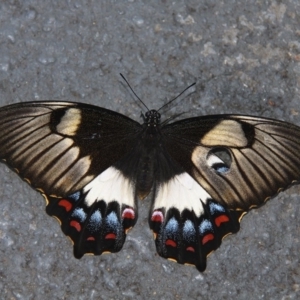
[157,82,196,112]
[120,73,149,111]
[120,73,196,112]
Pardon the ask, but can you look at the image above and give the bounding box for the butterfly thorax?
[144,109,161,130]
[138,109,164,151]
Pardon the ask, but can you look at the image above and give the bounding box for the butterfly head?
[144,110,161,127]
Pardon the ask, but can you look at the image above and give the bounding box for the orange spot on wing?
[186,246,195,252]
[58,199,72,212]
[87,236,95,241]
[151,211,164,223]
[70,220,81,232]
[215,215,229,227]
[202,233,214,245]
[165,239,177,248]
[105,233,116,240]
[122,208,135,219]
[152,215,161,222]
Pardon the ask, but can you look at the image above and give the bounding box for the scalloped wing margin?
[149,172,244,272]
[45,166,138,257]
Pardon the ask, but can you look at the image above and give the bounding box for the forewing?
[0,101,141,196]
[162,115,300,210]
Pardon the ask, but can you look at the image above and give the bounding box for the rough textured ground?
[0,1,300,299]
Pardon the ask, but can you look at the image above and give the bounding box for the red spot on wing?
[105,233,116,240]
[202,233,214,245]
[186,246,195,252]
[151,211,164,223]
[58,199,72,212]
[165,239,177,248]
[70,220,81,232]
[122,208,135,219]
[87,236,95,241]
[215,215,230,227]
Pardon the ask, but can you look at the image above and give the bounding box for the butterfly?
[0,98,300,272]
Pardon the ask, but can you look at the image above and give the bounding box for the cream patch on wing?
[201,120,248,147]
[83,166,135,208]
[56,108,82,136]
[153,172,212,217]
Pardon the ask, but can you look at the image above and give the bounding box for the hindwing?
[0,101,141,196]
[162,115,300,210]
[45,166,138,258]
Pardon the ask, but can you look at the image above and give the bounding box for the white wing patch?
[83,166,135,208]
[153,172,212,217]
[206,153,225,167]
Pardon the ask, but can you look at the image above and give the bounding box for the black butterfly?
[0,100,300,272]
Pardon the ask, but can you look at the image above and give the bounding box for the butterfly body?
[0,101,300,272]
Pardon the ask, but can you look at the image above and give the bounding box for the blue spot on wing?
[88,210,102,232]
[209,202,225,214]
[165,217,179,234]
[69,191,81,202]
[72,208,86,222]
[199,219,213,234]
[183,220,196,241]
[106,211,118,225]
[214,165,229,173]
[105,211,122,235]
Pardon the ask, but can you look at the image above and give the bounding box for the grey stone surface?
[0,0,300,299]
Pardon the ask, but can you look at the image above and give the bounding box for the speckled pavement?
[0,1,300,299]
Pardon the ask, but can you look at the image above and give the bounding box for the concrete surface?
[0,0,300,299]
